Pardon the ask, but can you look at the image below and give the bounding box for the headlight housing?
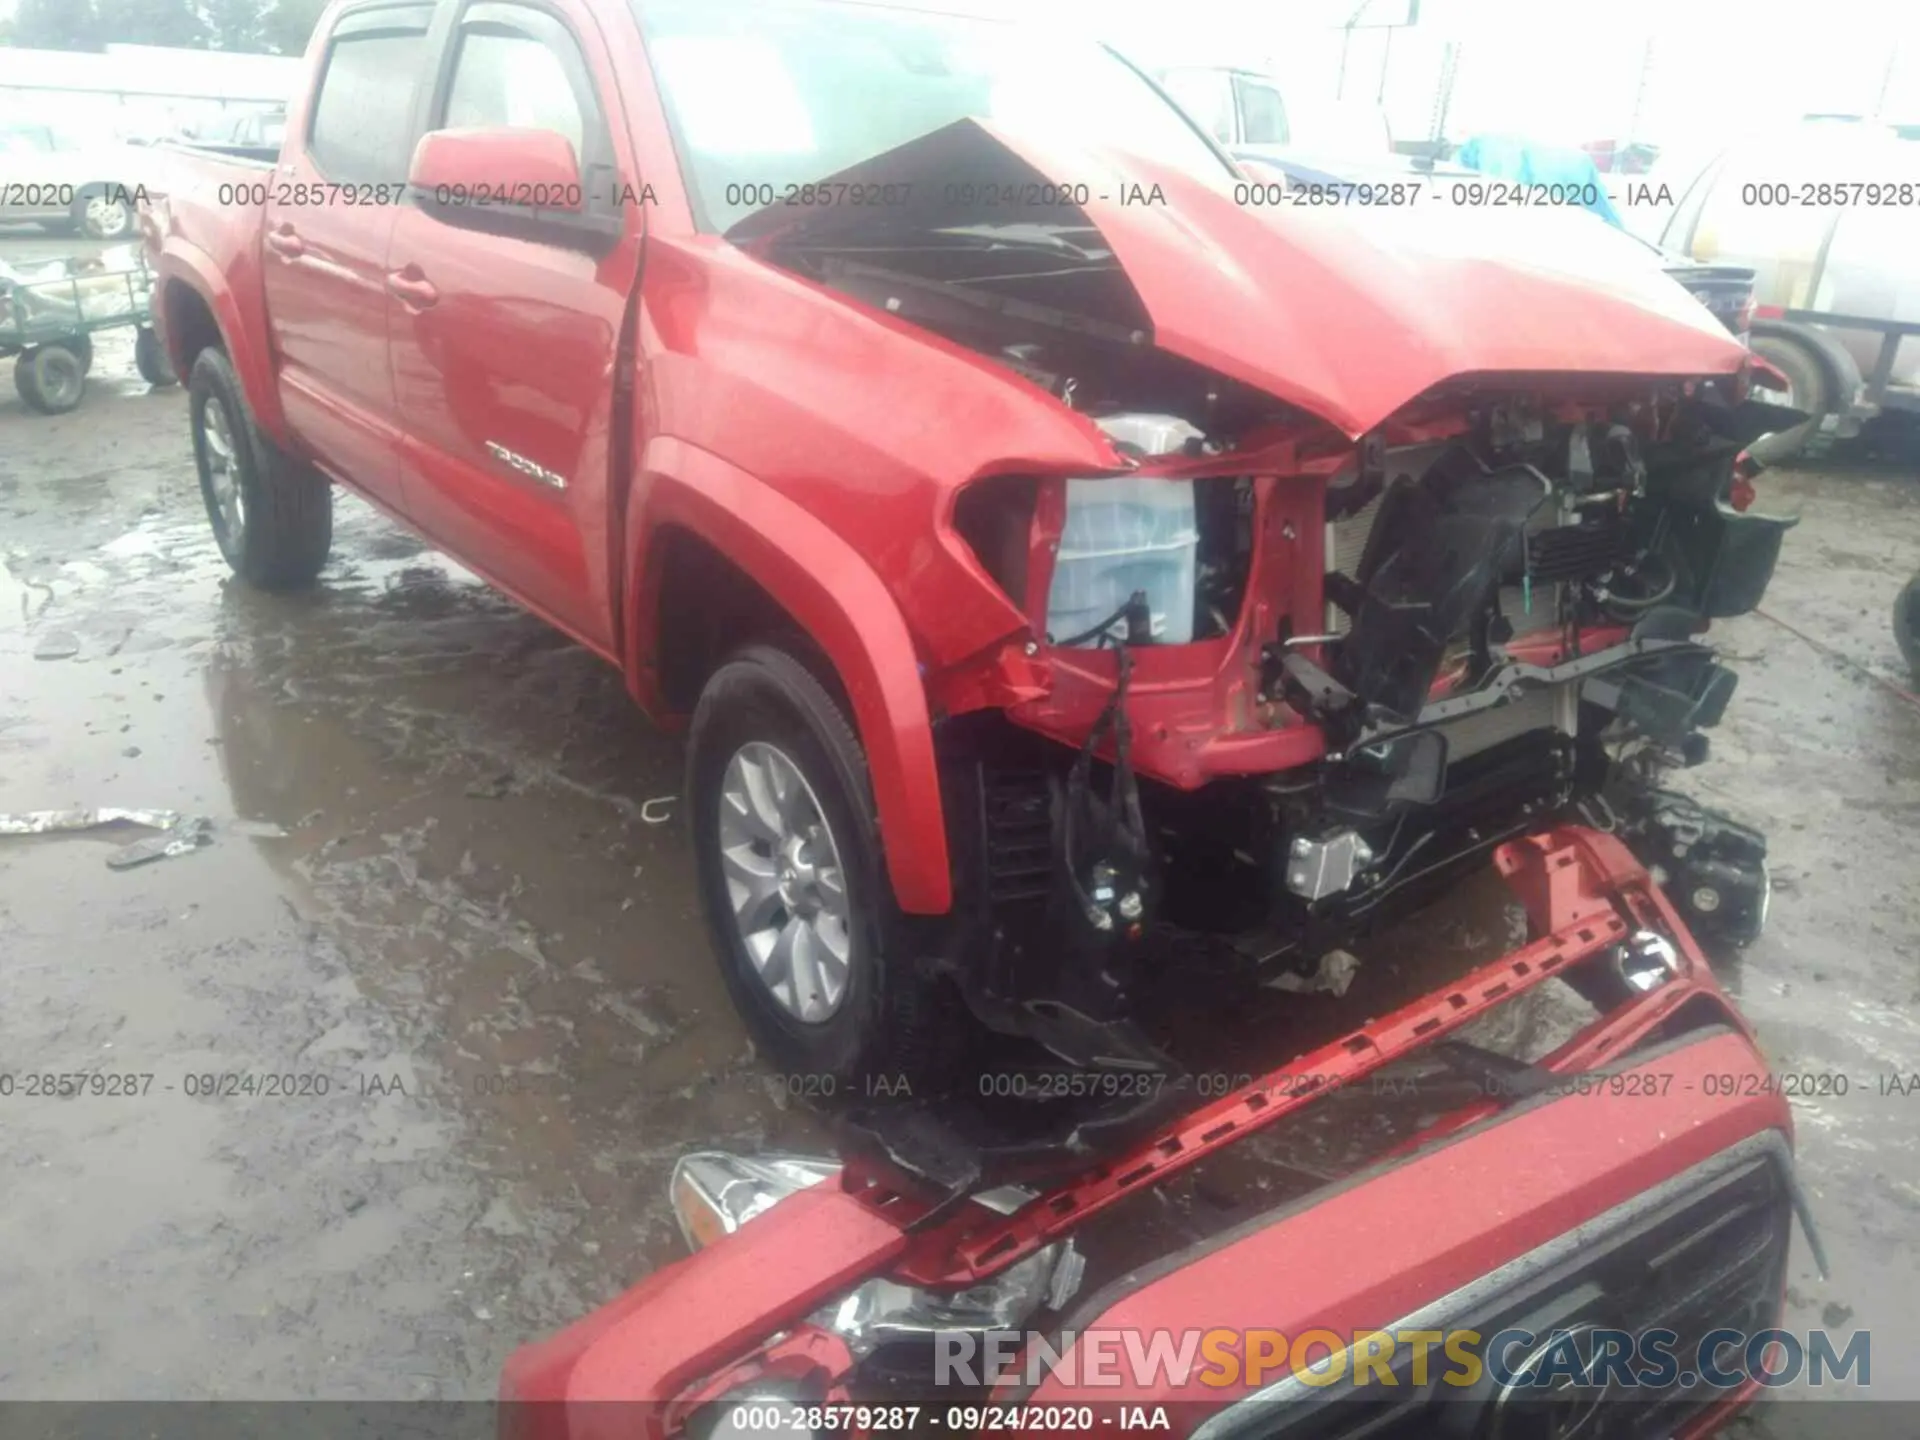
[670,1150,1083,1353]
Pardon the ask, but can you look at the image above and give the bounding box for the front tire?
[188,348,332,590]
[688,643,964,1090]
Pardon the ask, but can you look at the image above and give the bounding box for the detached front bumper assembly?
[500,825,1783,1437]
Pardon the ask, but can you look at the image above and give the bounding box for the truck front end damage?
[736,118,1797,1071]
[502,99,1811,1440]
[501,828,1806,1440]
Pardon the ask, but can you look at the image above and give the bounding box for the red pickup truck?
[141,0,1814,1432]
[143,0,1798,1094]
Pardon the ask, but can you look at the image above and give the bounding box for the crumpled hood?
[730,119,1748,438]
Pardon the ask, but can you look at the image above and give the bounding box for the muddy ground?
[2,231,1917,1428]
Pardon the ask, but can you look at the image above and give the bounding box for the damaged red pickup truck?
[143,0,1813,1432]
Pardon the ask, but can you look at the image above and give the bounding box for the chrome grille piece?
[1191,1129,1793,1440]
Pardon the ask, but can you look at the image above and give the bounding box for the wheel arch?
[153,248,289,438]
[627,437,953,916]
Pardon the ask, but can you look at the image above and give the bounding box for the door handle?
[386,269,439,309]
[265,228,305,259]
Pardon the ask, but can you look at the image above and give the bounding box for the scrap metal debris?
[1267,947,1363,998]
[640,796,676,825]
[0,807,183,835]
[106,816,214,870]
[0,807,215,869]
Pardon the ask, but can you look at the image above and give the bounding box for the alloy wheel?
[86,196,131,238]
[716,741,853,1023]
[201,399,247,548]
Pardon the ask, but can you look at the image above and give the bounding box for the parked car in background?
[1654,118,1920,461]
[1155,64,1290,147]
[1153,63,1393,163]
[0,118,150,239]
[187,106,288,154]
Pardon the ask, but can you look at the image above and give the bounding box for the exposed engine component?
[1189,399,1790,984]
[1334,448,1554,722]
[878,188,1799,1062]
[1048,415,1204,648]
[1613,788,1771,950]
[1285,829,1375,902]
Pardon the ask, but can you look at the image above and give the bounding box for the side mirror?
[407,126,620,251]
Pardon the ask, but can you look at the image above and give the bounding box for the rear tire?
[1896,575,1920,680]
[188,347,332,590]
[135,327,176,387]
[688,643,966,1091]
[14,345,87,415]
[1748,334,1831,466]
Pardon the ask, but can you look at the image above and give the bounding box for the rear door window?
[1234,77,1288,146]
[307,8,431,182]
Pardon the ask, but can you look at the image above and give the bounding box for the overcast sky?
[3,0,1913,148]
[1068,0,1919,140]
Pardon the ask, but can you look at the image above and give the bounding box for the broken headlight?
[670,1151,1083,1354]
[1611,929,1682,994]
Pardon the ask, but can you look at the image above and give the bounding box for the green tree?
[13,0,103,50]
[262,0,327,56]
[98,0,208,47]
[201,0,265,51]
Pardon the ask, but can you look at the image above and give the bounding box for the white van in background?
[1656,118,1920,458]
[1151,63,1394,163]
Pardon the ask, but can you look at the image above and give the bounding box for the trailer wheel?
[135,328,176,387]
[1747,334,1831,466]
[1896,575,1920,680]
[72,185,134,241]
[69,334,95,375]
[688,643,967,1090]
[188,348,332,590]
[15,345,87,415]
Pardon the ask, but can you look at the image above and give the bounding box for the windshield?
[634,0,1232,232]
[0,123,57,154]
